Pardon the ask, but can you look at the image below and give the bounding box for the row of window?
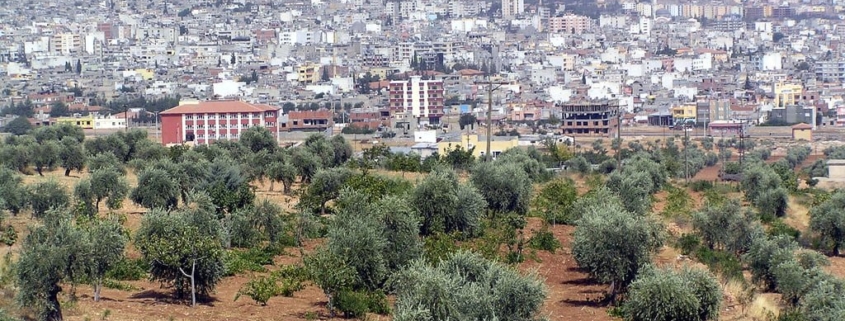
[197,133,239,139]
[184,112,275,120]
[187,122,276,130]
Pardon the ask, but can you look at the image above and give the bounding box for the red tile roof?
[160,100,279,115]
[792,123,813,130]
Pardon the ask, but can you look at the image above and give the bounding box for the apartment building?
[773,83,802,108]
[388,76,445,124]
[297,63,322,84]
[547,14,592,34]
[815,61,845,83]
[501,0,524,18]
[559,100,620,136]
[160,100,281,145]
[51,33,82,55]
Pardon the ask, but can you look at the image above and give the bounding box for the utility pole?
[616,104,622,169]
[684,122,690,184]
[476,77,509,162]
[124,104,128,132]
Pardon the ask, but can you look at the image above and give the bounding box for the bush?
[335,290,369,318]
[768,220,801,240]
[689,180,714,192]
[224,247,274,276]
[235,276,280,306]
[105,257,149,281]
[678,234,701,256]
[694,247,744,282]
[334,290,389,318]
[528,228,561,253]
[624,266,722,321]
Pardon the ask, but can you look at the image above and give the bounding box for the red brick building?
[160,100,280,145]
[284,109,333,132]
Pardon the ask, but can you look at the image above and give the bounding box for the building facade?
[388,76,445,124]
[559,101,620,136]
[547,15,592,34]
[501,0,524,18]
[160,100,280,145]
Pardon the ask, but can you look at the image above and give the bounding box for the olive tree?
[470,162,532,214]
[32,140,60,176]
[391,251,546,321]
[87,152,124,174]
[239,126,276,153]
[411,168,486,237]
[572,202,664,297]
[81,218,127,302]
[291,147,322,183]
[742,164,788,217]
[304,247,356,317]
[59,137,85,176]
[809,191,845,255]
[624,266,722,321]
[329,190,422,290]
[329,135,353,167]
[743,235,798,291]
[692,199,764,254]
[15,211,85,321]
[304,167,354,214]
[135,209,225,306]
[130,168,179,210]
[0,168,28,215]
[30,181,69,219]
[90,168,129,212]
[267,161,297,194]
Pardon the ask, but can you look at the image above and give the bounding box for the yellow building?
[437,134,520,159]
[791,123,813,141]
[56,115,94,129]
[134,68,155,81]
[774,83,802,108]
[671,103,697,120]
[297,63,321,84]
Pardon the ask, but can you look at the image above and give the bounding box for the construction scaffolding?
[559,100,620,136]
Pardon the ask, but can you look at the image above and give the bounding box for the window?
[252,113,260,118]
[265,122,275,127]
[241,113,248,118]
[219,113,227,119]
[230,113,238,118]
[185,114,193,120]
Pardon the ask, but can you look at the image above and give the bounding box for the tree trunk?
[327,294,335,318]
[47,285,63,321]
[37,167,43,176]
[179,261,197,307]
[283,182,291,195]
[65,168,71,176]
[94,279,102,302]
[269,180,275,192]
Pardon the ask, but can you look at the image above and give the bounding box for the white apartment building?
[502,0,524,18]
[388,76,445,121]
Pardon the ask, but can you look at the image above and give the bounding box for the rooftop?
[160,100,279,115]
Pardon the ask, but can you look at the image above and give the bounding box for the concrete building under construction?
[559,100,620,136]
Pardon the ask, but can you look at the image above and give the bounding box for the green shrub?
[694,247,744,282]
[768,220,800,240]
[677,234,701,256]
[235,276,280,306]
[689,180,714,192]
[335,290,370,318]
[423,232,460,264]
[528,228,561,253]
[271,264,308,297]
[224,247,274,276]
[105,257,149,281]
